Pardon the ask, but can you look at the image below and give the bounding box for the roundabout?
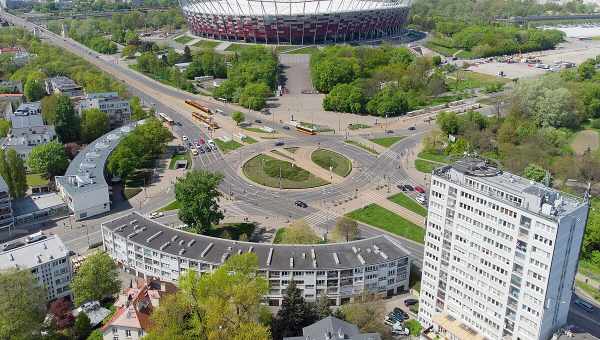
[242,153,330,189]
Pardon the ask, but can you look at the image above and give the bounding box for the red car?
[415,186,425,194]
[198,138,205,144]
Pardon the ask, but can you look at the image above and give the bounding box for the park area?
[243,154,329,189]
[311,149,352,177]
[346,204,425,243]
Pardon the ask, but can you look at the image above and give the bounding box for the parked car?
[408,126,416,131]
[182,135,189,141]
[295,200,308,208]
[384,312,405,326]
[386,130,394,134]
[416,195,427,205]
[207,139,216,147]
[255,119,262,123]
[275,141,285,146]
[404,299,419,306]
[392,307,409,320]
[414,186,425,194]
[2,241,24,251]
[191,149,199,156]
[402,184,414,192]
[391,322,410,336]
[149,212,164,219]
[26,231,46,243]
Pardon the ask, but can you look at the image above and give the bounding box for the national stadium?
[178,0,411,44]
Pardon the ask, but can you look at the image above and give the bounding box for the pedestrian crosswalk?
[302,210,339,228]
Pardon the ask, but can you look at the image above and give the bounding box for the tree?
[6,149,26,198]
[49,298,74,329]
[279,220,321,244]
[72,312,92,340]
[272,281,317,339]
[366,87,409,117]
[0,269,47,340]
[27,141,69,178]
[146,253,269,340]
[432,55,442,66]
[339,293,389,337]
[231,111,245,125]
[0,150,13,197]
[437,111,461,135]
[315,294,332,319]
[0,119,10,137]
[183,45,192,62]
[175,170,224,234]
[71,252,120,306]
[129,96,151,120]
[333,217,359,242]
[54,95,80,143]
[322,83,365,114]
[80,108,110,143]
[24,78,45,102]
[523,163,548,183]
[239,83,271,111]
[405,319,422,336]
[41,94,60,124]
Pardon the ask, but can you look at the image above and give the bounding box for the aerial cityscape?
[0,0,600,339]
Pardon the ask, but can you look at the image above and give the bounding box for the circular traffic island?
[311,148,352,177]
[243,154,329,189]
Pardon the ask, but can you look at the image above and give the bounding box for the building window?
[125,329,131,337]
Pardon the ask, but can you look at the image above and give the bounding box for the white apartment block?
[0,234,72,301]
[419,158,589,340]
[102,212,412,306]
[78,92,131,127]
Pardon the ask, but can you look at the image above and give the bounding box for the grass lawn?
[124,187,142,200]
[242,136,258,144]
[243,127,274,134]
[168,152,191,169]
[174,35,194,44]
[287,46,320,54]
[417,150,449,163]
[274,45,299,53]
[345,140,379,155]
[26,173,48,187]
[415,159,440,173]
[158,200,180,212]
[424,40,461,57]
[192,40,220,49]
[243,154,329,189]
[370,136,404,148]
[579,259,600,282]
[214,139,243,153]
[348,123,371,130]
[273,228,286,243]
[388,192,428,217]
[311,148,352,177]
[576,280,600,302]
[346,204,425,243]
[447,70,510,92]
[271,149,294,160]
[285,147,299,153]
[225,43,253,52]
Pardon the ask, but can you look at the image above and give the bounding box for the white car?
[391,322,409,336]
[191,149,199,156]
[149,212,164,219]
[207,139,216,147]
[182,135,189,141]
[415,195,427,204]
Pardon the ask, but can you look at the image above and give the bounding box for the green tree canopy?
[41,94,60,124]
[0,269,47,340]
[54,95,80,143]
[0,119,10,137]
[333,217,359,242]
[23,78,45,102]
[278,220,321,244]
[27,141,69,178]
[231,111,245,125]
[73,312,92,340]
[71,252,121,306]
[322,83,365,114]
[523,163,548,183]
[365,87,409,117]
[0,149,27,198]
[271,281,317,339]
[175,170,224,234]
[239,83,271,111]
[80,108,110,143]
[146,253,270,340]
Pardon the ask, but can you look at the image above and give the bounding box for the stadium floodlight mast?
[178,0,412,44]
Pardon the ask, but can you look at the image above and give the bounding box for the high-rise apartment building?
[419,158,589,340]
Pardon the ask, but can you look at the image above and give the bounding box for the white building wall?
[103,326,144,340]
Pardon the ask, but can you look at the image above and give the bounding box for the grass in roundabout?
[388,193,428,217]
[243,154,329,189]
[214,139,243,153]
[311,148,352,177]
[346,204,425,244]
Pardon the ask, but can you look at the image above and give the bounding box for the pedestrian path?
[352,136,388,154]
[303,210,339,228]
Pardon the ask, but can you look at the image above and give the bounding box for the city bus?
[296,125,317,135]
[157,112,175,125]
[185,100,212,115]
[191,111,219,130]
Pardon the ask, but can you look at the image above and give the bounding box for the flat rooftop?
[56,121,141,196]
[103,212,411,271]
[433,157,587,220]
[12,193,66,217]
[182,0,409,16]
[0,234,68,270]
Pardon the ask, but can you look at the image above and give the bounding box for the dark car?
[295,200,308,208]
[2,241,24,251]
[255,119,262,123]
[393,307,409,319]
[404,299,419,306]
[397,184,412,192]
[386,130,394,134]
[408,126,416,131]
[282,126,290,130]
[275,141,285,146]
[404,184,414,192]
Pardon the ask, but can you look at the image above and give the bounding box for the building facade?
[3,101,56,160]
[78,92,131,127]
[0,175,13,231]
[180,0,411,44]
[55,123,138,220]
[0,234,72,301]
[102,212,411,306]
[418,158,589,340]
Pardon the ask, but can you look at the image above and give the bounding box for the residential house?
[45,76,84,99]
[78,92,131,127]
[283,316,381,340]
